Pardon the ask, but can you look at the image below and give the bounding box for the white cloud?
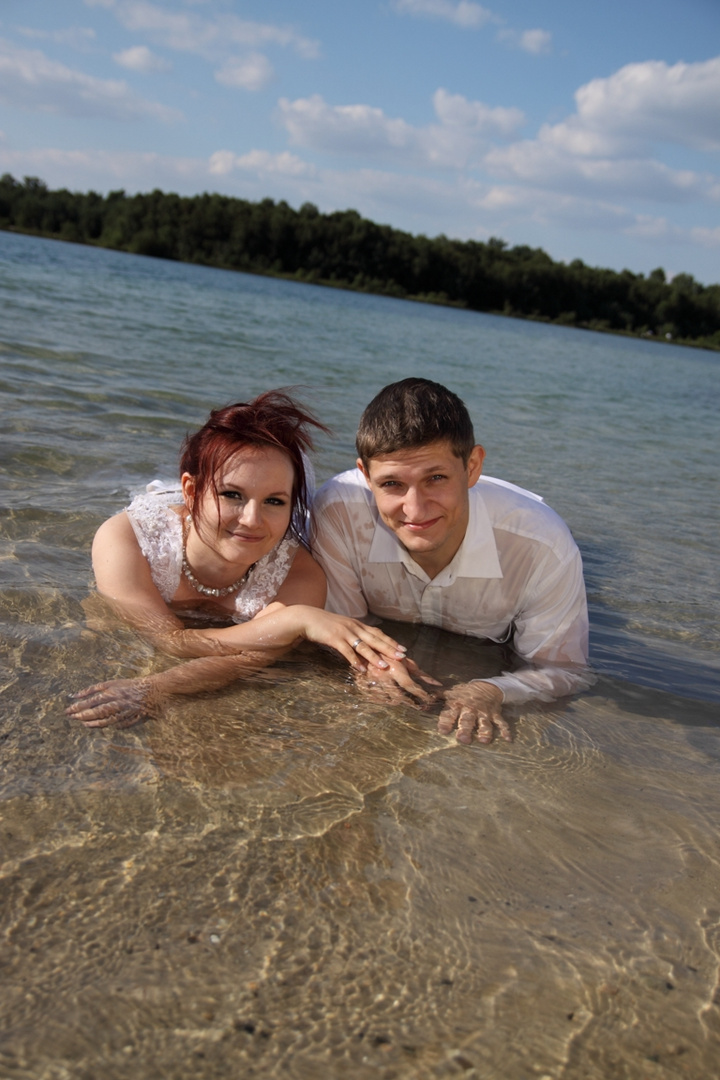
[534,120,630,159]
[215,53,273,92]
[0,145,201,189]
[624,216,720,254]
[433,88,524,136]
[95,1,318,94]
[497,27,552,54]
[511,56,720,168]
[392,0,497,29]
[17,26,97,50]
[573,56,720,152]
[277,90,523,170]
[484,141,711,203]
[517,29,552,55]
[278,95,422,161]
[393,0,551,54]
[209,149,315,178]
[625,215,679,241]
[471,186,638,236]
[474,54,720,209]
[102,1,319,60]
[0,142,318,203]
[689,225,720,248]
[114,44,170,72]
[0,37,182,122]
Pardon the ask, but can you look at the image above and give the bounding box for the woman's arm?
[73,518,413,729]
[92,510,189,636]
[67,652,272,728]
[92,513,407,670]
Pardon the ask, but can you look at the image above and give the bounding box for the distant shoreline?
[2,176,719,352]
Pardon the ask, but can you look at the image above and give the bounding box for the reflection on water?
[2,594,720,1078]
[1,233,720,1078]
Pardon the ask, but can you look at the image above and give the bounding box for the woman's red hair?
[180,389,329,545]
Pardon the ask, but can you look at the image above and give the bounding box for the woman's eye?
[220,490,243,500]
[266,497,287,506]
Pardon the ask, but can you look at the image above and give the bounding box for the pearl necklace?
[182,517,254,598]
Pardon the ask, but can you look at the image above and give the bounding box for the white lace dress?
[125,481,299,623]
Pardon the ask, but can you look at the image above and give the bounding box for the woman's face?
[183,445,295,566]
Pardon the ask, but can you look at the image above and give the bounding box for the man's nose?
[402,486,426,520]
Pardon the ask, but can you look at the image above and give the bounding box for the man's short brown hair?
[356,378,476,466]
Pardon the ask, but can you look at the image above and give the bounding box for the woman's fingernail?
[395,644,407,652]
[377,660,389,669]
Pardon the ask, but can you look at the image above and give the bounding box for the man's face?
[358,439,485,577]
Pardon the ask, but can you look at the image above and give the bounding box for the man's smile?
[400,517,442,532]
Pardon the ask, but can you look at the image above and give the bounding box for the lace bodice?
[126,481,299,623]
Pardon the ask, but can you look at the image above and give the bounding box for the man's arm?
[438,545,593,743]
[310,491,371,619]
[482,545,592,703]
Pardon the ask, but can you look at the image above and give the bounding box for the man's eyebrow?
[372,464,448,479]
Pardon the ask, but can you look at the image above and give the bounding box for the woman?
[68,390,418,729]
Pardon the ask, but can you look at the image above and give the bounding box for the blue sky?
[1,0,719,283]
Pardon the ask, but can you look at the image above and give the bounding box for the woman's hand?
[67,678,154,729]
[288,606,411,672]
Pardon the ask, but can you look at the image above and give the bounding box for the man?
[311,378,592,745]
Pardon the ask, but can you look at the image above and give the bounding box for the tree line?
[2,174,719,350]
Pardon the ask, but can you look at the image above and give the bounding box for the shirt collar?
[368,484,503,581]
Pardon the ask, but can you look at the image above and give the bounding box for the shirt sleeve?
[482,543,594,705]
[310,492,371,619]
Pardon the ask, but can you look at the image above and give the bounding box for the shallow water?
[1,232,719,1079]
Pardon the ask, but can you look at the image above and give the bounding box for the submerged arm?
[67,651,273,728]
[439,548,594,744]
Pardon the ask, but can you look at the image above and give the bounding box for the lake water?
[1,230,719,1080]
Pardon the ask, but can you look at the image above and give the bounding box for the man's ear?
[467,445,485,487]
[356,457,370,482]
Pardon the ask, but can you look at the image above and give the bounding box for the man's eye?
[430,474,447,482]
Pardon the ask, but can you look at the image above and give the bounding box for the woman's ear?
[181,473,195,510]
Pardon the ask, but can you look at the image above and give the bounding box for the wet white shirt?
[311,469,591,705]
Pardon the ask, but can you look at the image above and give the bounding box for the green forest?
[2,173,719,350]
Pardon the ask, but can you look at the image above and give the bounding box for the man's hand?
[353,656,442,707]
[438,681,510,745]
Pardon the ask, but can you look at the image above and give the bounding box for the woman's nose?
[238,499,262,526]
